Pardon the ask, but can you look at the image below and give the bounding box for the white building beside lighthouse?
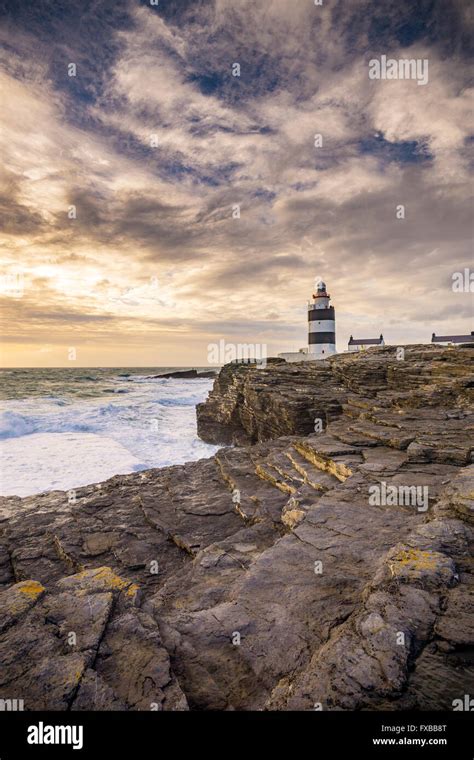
[278,280,337,362]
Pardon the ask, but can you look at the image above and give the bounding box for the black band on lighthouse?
[308,307,335,321]
[308,332,336,344]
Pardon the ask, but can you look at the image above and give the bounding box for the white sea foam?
[0,433,145,497]
[0,376,219,497]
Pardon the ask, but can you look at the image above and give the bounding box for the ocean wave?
[0,411,37,439]
[157,397,200,406]
[0,376,219,494]
[42,396,71,406]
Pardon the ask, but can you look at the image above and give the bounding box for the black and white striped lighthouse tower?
[308,280,336,357]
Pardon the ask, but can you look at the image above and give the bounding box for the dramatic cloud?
[0,0,472,366]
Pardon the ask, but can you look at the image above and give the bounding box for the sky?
[0,0,472,367]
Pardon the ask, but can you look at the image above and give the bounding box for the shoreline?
[0,370,220,497]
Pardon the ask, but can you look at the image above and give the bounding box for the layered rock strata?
[0,345,472,710]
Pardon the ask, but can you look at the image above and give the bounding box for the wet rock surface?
[0,345,472,710]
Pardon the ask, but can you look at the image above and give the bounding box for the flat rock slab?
[0,568,187,711]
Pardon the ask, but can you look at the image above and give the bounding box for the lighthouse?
[308,280,336,357]
[277,279,337,362]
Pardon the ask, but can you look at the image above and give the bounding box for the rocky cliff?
[1,345,473,711]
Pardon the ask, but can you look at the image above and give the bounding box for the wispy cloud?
[0,0,472,365]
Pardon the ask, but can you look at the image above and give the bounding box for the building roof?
[348,335,383,346]
[432,331,474,344]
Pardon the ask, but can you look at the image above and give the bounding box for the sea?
[0,368,220,498]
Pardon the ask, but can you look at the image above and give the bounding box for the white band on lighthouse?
[308,320,336,333]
